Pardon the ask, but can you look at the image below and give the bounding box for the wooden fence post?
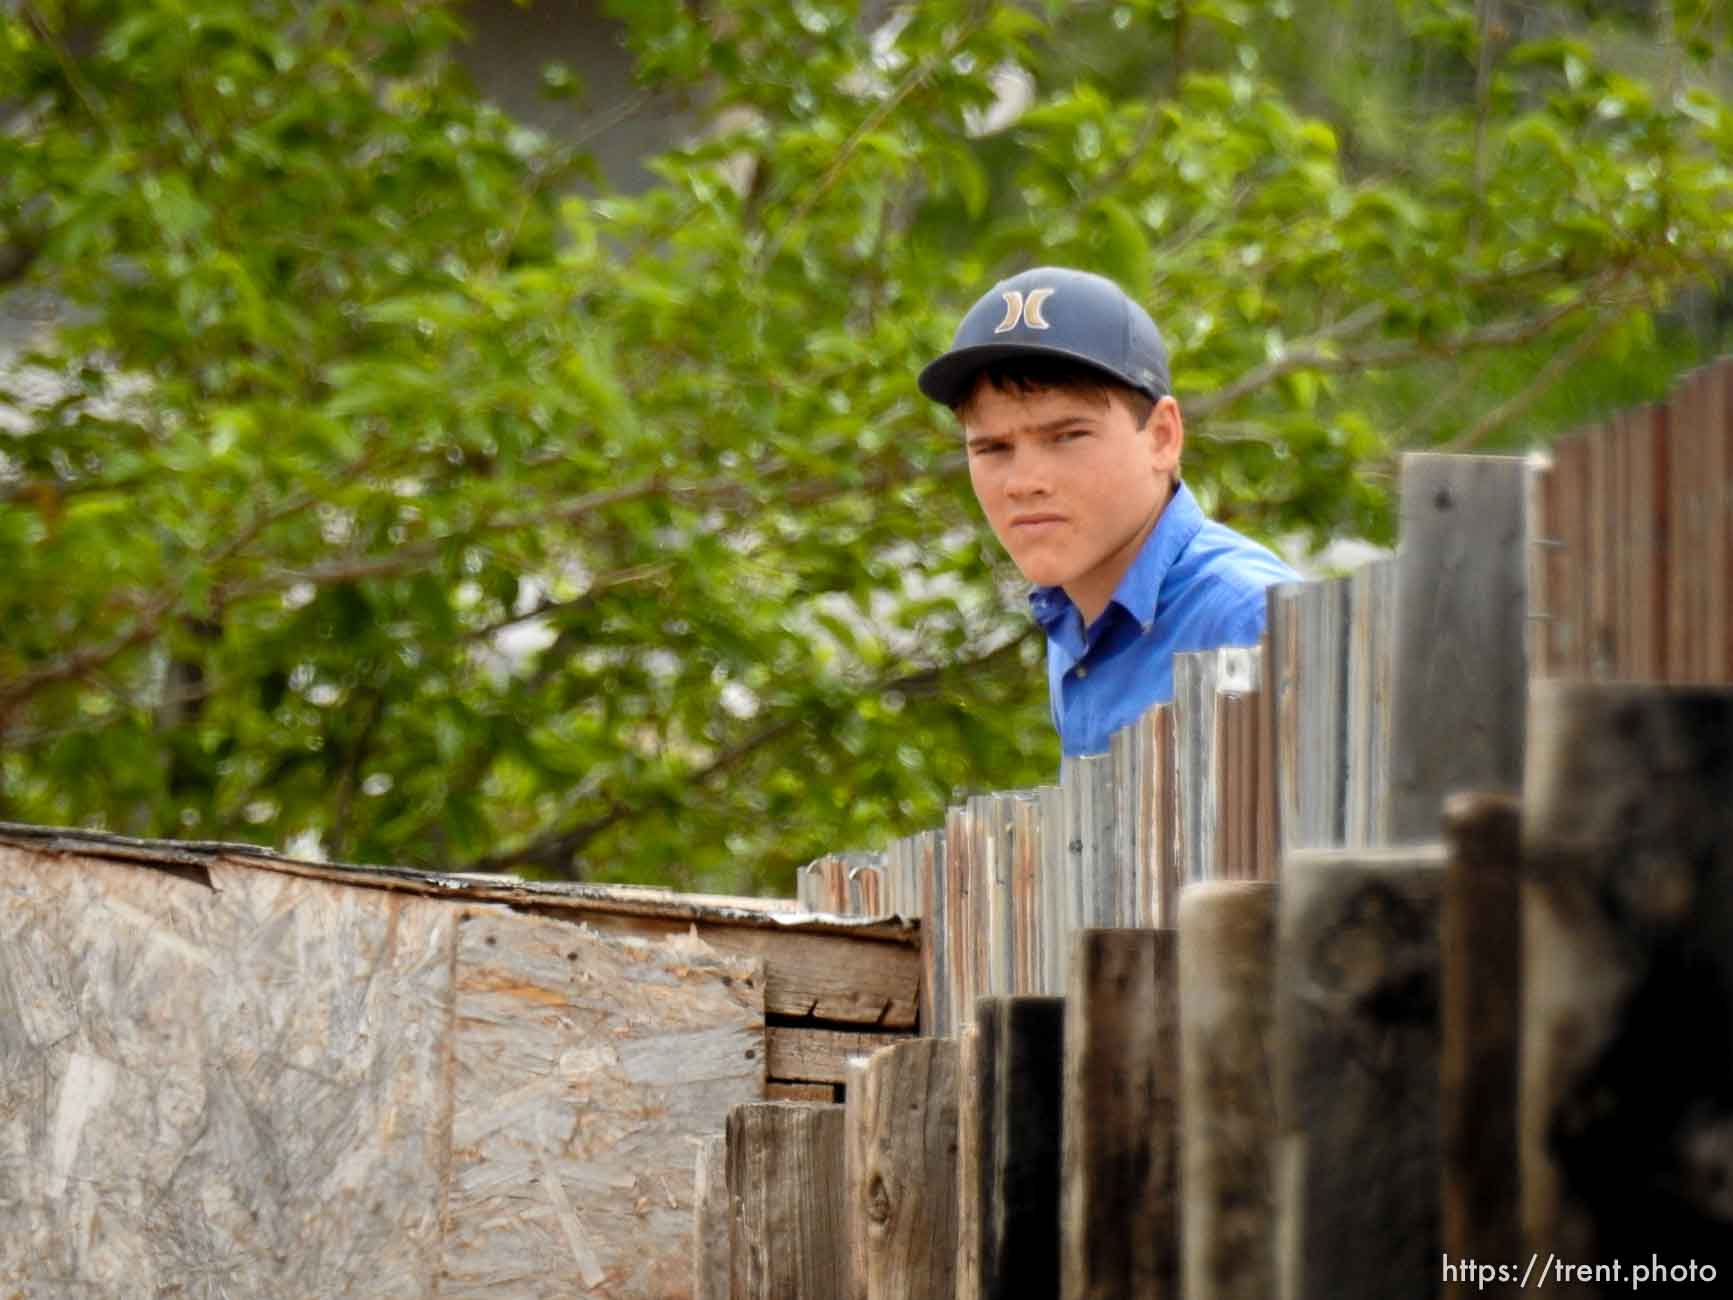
[726,1102,848,1300]
[1389,453,1528,841]
[694,1134,731,1300]
[1178,881,1278,1300]
[1522,683,1733,1287]
[1440,793,1523,1298]
[959,996,1066,1300]
[1061,930,1180,1300]
[845,1039,961,1300]
[1276,846,1446,1300]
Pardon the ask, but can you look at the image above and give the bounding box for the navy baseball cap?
[917,267,1171,408]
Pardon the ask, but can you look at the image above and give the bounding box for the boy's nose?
[1004,453,1051,500]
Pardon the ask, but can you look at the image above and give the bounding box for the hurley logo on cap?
[993,287,1054,333]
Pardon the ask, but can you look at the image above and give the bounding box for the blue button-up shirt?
[1030,482,1299,756]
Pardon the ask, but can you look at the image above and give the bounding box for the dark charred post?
[726,1102,848,1300]
[1178,881,1278,1300]
[1440,793,1524,1298]
[1061,929,1179,1300]
[694,1134,731,1300]
[1276,846,1446,1300]
[1522,683,1733,1289]
[961,996,1066,1300]
[844,1038,961,1300]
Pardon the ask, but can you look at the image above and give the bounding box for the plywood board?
[0,845,454,1299]
[436,908,763,1299]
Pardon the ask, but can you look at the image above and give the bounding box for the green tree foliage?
[1,0,1729,889]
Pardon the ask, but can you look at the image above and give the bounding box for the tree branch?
[1186,277,1634,419]
[460,624,1040,878]
[756,13,985,270]
[1441,306,1631,452]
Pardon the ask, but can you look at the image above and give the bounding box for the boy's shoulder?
[1164,516,1300,640]
[1180,515,1299,593]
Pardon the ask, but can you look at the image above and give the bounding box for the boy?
[918,266,1297,757]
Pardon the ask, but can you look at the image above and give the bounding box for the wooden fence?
[708,359,1733,1299]
[797,452,1523,1038]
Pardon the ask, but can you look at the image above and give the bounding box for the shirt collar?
[1028,480,1205,634]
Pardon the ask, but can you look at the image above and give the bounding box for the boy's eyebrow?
[966,415,1094,443]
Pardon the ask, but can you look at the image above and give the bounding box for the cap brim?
[917,341,1155,408]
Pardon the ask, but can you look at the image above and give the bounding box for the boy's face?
[960,378,1181,623]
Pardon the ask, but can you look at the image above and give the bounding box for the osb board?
[0,845,453,1298]
[436,907,763,1299]
[0,821,919,1030]
[0,840,766,1299]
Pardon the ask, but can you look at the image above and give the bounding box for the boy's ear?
[1147,395,1184,474]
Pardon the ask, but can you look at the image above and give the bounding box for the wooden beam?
[1179,881,1278,1300]
[845,1039,961,1300]
[766,1082,838,1102]
[1389,454,1527,841]
[694,1134,731,1300]
[1061,930,1179,1300]
[956,1021,988,1300]
[964,996,1066,1300]
[568,910,919,1029]
[1276,845,1445,1300]
[767,1027,907,1086]
[1522,684,1733,1284]
[726,1102,848,1300]
[1440,793,1523,1300]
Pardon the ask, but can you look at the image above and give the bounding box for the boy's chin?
[1009,559,1077,589]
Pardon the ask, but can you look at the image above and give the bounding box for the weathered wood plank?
[918,828,949,1037]
[437,908,764,1299]
[1012,795,1044,996]
[1038,783,1068,996]
[1179,881,1278,1300]
[845,1039,961,1300]
[0,848,453,1299]
[946,803,977,1032]
[1276,845,1446,1300]
[1711,362,1733,678]
[1345,557,1396,848]
[1550,434,1589,677]
[727,1102,848,1300]
[1389,454,1527,841]
[1522,684,1733,1286]
[767,1027,907,1086]
[1440,793,1523,1300]
[1148,704,1178,926]
[694,1135,731,1300]
[1061,930,1178,1300]
[1268,578,1351,859]
[1711,361,1733,680]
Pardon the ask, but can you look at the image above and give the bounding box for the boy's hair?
[953,356,1157,430]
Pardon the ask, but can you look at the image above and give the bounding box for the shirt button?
[1074,666,1088,678]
